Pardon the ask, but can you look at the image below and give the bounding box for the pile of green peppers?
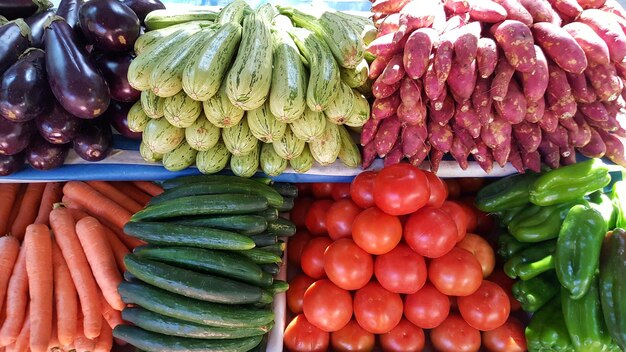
[476,159,626,352]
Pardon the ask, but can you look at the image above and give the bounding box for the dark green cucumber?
[161,175,272,190]
[130,194,268,222]
[118,281,274,328]
[272,183,298,198]
[256,208,279,221]
[261,263,281,276]
[113,325,262,352]
[236,248,282,264]
[266,217,296,236]
[248,333,268,352]
[249,233,278,247]
[134,245,272,287]
[150,181,283,208]
[172,215,268,235]
[124,222,255,250]
[259,241,286,257]
[269,280,289,294]
[277,197,295,212]
[124,271,139,282]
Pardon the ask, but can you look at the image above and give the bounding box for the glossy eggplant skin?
[73,119,112,161]
[0,152,25,175]
[0,0,51,21]
[122,0,165,24]
[0,118,32,155]
[55,0,83,29]
[45,17,110,119]
[26,133,68,170]
[93,52,141,102]
[24,9,54,48]
[79,0,140,53]
[35,100,82,144]
[105,100,141,140]
[0,48,51,122]
[0,19,31,76]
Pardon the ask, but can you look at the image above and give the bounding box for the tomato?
[428,247,483,296]
[305,200,334,236]
[441,200,469,242]
[457,201,478,233]
[403,207,458,258]
[374,164,430,216]
[482,317,527,352]
[301,237,332,279]
[379,318,425,352]
[284,314,329,352]
[353,281,403,334]
[331,183,351,200]
[326,199,362,241]
[291,197,314,229]
[458,280,510,331]
[456,233,496,278]
[374,243,427,294]
[350,171,377,208]
[288,230,312,266]
[287,274,316,314]
[431,314,481,352]
[404,283,450,329]
[330,319,375,352]
[458,177,485,195]
[303,279,353,332]
[488,269,521,311]
[424,170,448,208]
[445,178,461,199]
[312,183,334,199]
[297,183,313,197]
[324,238,373,290]
[352,207,402,255]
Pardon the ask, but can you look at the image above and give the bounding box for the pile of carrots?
[0,180,163,352]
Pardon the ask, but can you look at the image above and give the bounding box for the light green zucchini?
[202,82,245,128]
[196,140,230,174]
[337,125,361,168]
[144,9,218,30]
[128,100,150,132]
[247,102,287,143]
[141,90,165,119]
[324,81,355,125]
[272,128,305,160]
[340,59,369,88]
[185,113,221,152]
[289,108,326,142]
[162,140,197,171]
[344,90,370,128]
[216,0,250,25]
[142,117,185,155]
[163,91,202,128]
[231,144,260,178]
[260,143,288,177]
[222,118,258,156]
[309,122,341,166]
[289,144,314,173]
[140,141,163,163]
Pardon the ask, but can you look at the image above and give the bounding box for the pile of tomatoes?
[284,164,527,352]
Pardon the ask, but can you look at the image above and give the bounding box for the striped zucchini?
[288,27,340,112]
[337,125,361,168]
[185,113,220,152]
[182,23,242,102]
[309,122,341,166]
[216,0,249,25]
[231,145,260,178]
[260,143,288,177]
[196,140,230,174]
[128,100,150,132]
[272,128,305,160]
[135,21,209,55]
[344,90,370,128]
[247,102,287,143]
[290,108,326,142]
[268,29,307,123]
[142,118,185,154]
[256,3,278,23]
[225,12,273,111]
[324,81,355,125]
[162,140,197,171]
[357,78,373,98]
[163,91,202,128]
[140,141,163,163]
[222,118,258,156]
[144,9,218,30]
[140,90,165,119]
[340,59,369,88]
[202,83,245,128]
[290,144,314,173]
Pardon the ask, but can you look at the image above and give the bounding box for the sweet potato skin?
[520,0,562,25]
[372,94,402,120]
[563,22,611,66]
[578,9,626,62]
[380,54,406,85]
[399,77,422,107]
[494,80,528,124]
[532,22,588,74]
[447,58,477,102]
[375,116,402,157]
[519,45,549,102]
[454,101,482,138]
[360,117,382,146]
[472,76,495,124]
[566,72,597,103]
[431,94,456,125]
[402,123,428,157]
[525,97,546,123]
[469,0,508,22]
[428,121,455,153]
[548,0,583,18]
[373,75,402,99]
[513,121,542,152]
[579,127,607,158]
[491,59,516,101]
[453,22,481,65]
[493,0,534,25]
[403,29,437,79]
[434,39,454,83]
[585,62,622,102]
[476,38,498,78]
[492,20,537,72]
[546,63,577,119]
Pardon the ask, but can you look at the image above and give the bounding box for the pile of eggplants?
[0,0,164,176]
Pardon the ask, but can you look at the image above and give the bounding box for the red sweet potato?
[395,0,441,42]
[372,94,402,120]
[380,54,406,85]
[434,39,454,83]
[445,0,471,14]
[362,140,377,169]
[373,75,402,99]
[548,0,583,18]
[431,94,456,125]
[570,112,593,146]
[545,124,570,148]
[521,149,542,172]
[566,72,597,103]
[404,28,437,79]
[495,80,528,124]
[525,97,546,123]
[472,76,495,124]
[585,62,622,102]
[493,0,534,25]
[468,0,508,22]
[450,136,471,170]
[367,31,408,57]
[473,139,495,173]
[379,14,401,35]
[560,146,576,165]
[452,121,479,152]
[399,77,422,107]
[538,136,561,168]
[428,121,454,152]
[375,116,402,157]
[384,140,405,166]
[578,9,626,62]
[550,95,578,120]
[429,148,445,173]
[560,116,579,131]
[546,63,577,119]
[424,63,447,101]
[401,123,428,157]
[513,121,542,152]
[369,55,392,80]
[490,59,516,101]
[447,58,477,103]
[453,22,481,65]
[615,60,626,80]
[442,15,469,34]
[397,100,427,125]
[601,0,626,19]
[579,127,607,157]
[508,141,525,173]
[585,112,620,131]
[408,142,430,167]
[481,115,512,149]
[431,87,449,110]
[563,22,611,66]
[519,45,549,102]
[539,109,559,132]
[492,138,512,167]
[492,20,536,72]
[532,22,588,74]
[454,101,482,138]
[579,101,610,121]
[360,117,382,146]
[372,0,412,14]
[577,0,607,9]
[520,0,562,24]
[596,128,626,166]
[476,38,498,78]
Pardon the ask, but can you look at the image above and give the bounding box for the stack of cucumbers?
[113,175,297,352]
[126,0,375,177]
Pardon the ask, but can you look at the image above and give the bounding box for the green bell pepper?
[498,206,528,226]
[599,229,626,351]
[504,240,556,279]
[588,191,617,230]
[475,173,540,212]
[610,181,626,229]
[513,271,560,313]
[508,200,586,243]
[497,233,532,260]
[526,296,575,352]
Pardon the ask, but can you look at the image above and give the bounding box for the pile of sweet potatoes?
[364,0,626,173]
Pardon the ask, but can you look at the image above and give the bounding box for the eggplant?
[26,133,68,170]
[122,0,165,24]
[0,0,52,21]
[73,119,112,161]
[0,152,25,175]
[93,52,141,102]
[0,118,32,155]
[0,48,52,122]
[0,19,31,76]
[55,0,83,29]
[45,17,110,119]
[24,9,53,48]
[78,0,140,53]
[35,100,82,144]
[104,100,141,140]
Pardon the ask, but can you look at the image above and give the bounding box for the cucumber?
[185,112,220,152]
[162,175,272,190]
[266,217,296,236]
[216,0,250,25]
[340,59,369,88]
[260,142,288,177]
[344,90,370,128]
[128,100,150,132]
[124,255,272,305]
[324,81,355,125]
[174,215,268,236]
[260,263,281,276]
[290,108,326,142]
[256,207,279,221]
[196,140,230,174]
[124,222,256,250]
[276,197,295,212]
[140,141,163,163]
[259,242,286,257]
[231,145,260,178]
[269,280,289,294]
[290,144,314,173]
[222,118,258,156]
[163,91,202,128]
[271,182,298,198]
[113,325,263,351]
[135,21,210,55]
[144,9,218,30]
[272,127,305,160]
[337,125,361,168]
[141,90,165,119]
[124,271,138,282]
[122,307,271,340]
[142,117,185,155]
[309,122,341,166]
[247,102,287,143]
[236,248,282,264]
[203,82,245,128]
[162,141,197,172]
[249,233,277,247]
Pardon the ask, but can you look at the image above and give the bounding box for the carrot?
[100,294,123,330]
[49,207,101,340]
[33,183,63,226]
[67,208,90,222]
[131,181,163,197]
[93,318,112,352]
[47,312,60,351]
[51,240,77,347]
[0,237,20,315]
[75,217,124,311]
[111,182,152,206]
[102,221,145,251]
[73,313,95,352]
[61,195,85,212]
[10,183,46,240]
[0,246,28,347]
[0,184,21,235]
[86,181,144,214]
[5,310,28,352]
[103,226,130,273]
[6,185,25,235]
[62,182,131,230]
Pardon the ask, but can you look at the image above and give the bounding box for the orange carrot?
[0,247,29,346]
[112,182,152,206]
[33,183,63,226]
[93,318,112,352]
[51,240,77,347]
[100,294,123,330]
[0,237,20,314]
[49,208,101,340]
[0,184,21,235]
[62,181,131,230]
[47,312,59,351]
[86,181,144,213]
[5,309,28,352]
[62,195,85,212]
[132,181,164,197]
[102,225,129,273]
[67,208,90,222]
[105,222,145,252]
[75,217,124,311]
[73,313,95,352]
[6,185,25,235]
[10,183,46,240]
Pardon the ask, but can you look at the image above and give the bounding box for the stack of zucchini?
[113,175,297,352]
[126,0,375,176]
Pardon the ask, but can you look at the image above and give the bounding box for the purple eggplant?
[24,9,54,48]
[122,0,165,24]
[0,118,32,155]
[26,133,68,170]
[0,48,51,122]
[73,119,112,161]
[0,19,31,75]
[45,17,110,119]
[104,100,141,140]
[0,0,52,21]
[93,52,140,102]
[55,0,84,29]
[0,152,25,175]
[35,100,82,144]
[78,0,140,53]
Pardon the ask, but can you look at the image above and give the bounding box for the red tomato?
[482,317,527,352]
[445,179,461,199]
[374,164,430,216]
[331,183,351,200]
[403,207,458,258]
[301,237,333,279]
[287,274,316,314]
[312,183,334,199]
[431,314,482,352]
[374,243,427,294]
[330,319,375,352]
[379,318,425,352]
[303,279,353,332]
[488,270,521,311]
[291,197,314,229]
[441,200,469,242]
[284,314,329,352]
[456,233,496,278]
[324,238,373,290]
[353,281,403,334]
[297,184,313,197]
[305,200,334,236]
[404,283,450,329]
[458,178,485,195]
[326,199,362,241]
[458,280,511,331]
[350,171,377,208]
[428,247,483,296]
[352,207,402,255]
[424,170,448,208]
[457,201,478,233]
[288,230,312,266]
